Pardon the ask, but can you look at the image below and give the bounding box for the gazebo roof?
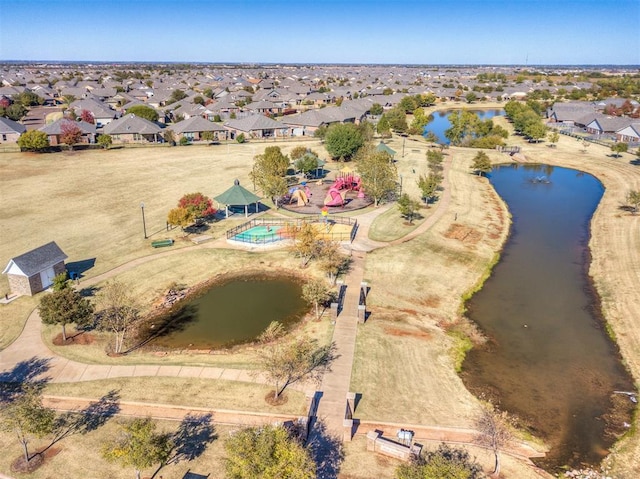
[376,142,396,156]
[214,179,261,206]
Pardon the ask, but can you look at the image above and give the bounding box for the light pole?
[140,202,147,239]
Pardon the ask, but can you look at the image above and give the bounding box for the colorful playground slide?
[324,188,347,206]
[289,189,309,206]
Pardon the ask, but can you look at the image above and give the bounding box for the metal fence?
[226,216,358,244]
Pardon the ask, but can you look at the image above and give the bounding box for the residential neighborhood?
[1,63,639,148]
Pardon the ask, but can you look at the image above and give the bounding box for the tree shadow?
[307,419,344,479]
[165,413,217,465]
[0,357,52,401]
[128,304,199,352]
[48,389,121,447]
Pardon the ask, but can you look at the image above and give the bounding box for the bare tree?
[302,279,332,320]
[475,403,513,477]
[95,280,140,354]
[258,332,336,401]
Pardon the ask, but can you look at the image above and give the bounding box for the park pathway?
[308,155,453,442]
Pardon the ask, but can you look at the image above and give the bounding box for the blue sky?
[1,0,638,64]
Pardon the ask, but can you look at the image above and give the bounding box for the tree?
[258,335,335,400]
[60,120,83,149]
[295,153,319,178]
[17,130,49,152]
[611,142,628,158]
[39,287,94,342]
[445,110,479,146]
[290,145,312,162]
[356,148,398,207]
[395,443,483,479]
[475,403,513,477]
[97,134,113,149]
[424,131,439,145]
[52,271,69,291]
[193,95,205,105]
[524,121,547,143]
[168,89,188,103]
[224,424,315,479]
[627,190,640,214]
[95,280,140,354]
[471,151,492,176]
[287,222,321,267]
[316,240,347,284]
[302,279,332,320]
[251,146,290,201]
[397,193,421,224]
[324,123,365,160]
[167,206,193,230]
[236,132,245,143]
[384,106,409,133]
[61,94,76,107]
[15,91,43,107]
[126,105,159,122]
[102,417,172,479]
[465,92,478,104]
[79,109,95,124]
[177,192,216,219]
[417,174,442,205]
[548,130,560,147]
[0,386,55,464]
[201,130,215,142]
[426,150,444,175]
[370,103,384,116]
[3,103,27,120]
[376,114,392,138]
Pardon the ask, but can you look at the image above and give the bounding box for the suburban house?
[39,118,97,146]
[224,114,289,139]
[584,114,632,137]
[616,123,640,144]
[2,241,68,296]
[70,98,118,128]
[0,116,26,143]
[547,102,597,124]
[169,116,229,141]
[103,114,164,143]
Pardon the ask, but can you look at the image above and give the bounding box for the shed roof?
[2,241,67,277]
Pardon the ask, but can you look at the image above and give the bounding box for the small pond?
[423,109,504,144]
[462,164,635,471]
[145,275,309,349]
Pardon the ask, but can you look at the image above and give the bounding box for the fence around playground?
[226,216,358,245]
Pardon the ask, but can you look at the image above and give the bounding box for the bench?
[151,239,174,248]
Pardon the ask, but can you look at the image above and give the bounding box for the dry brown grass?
[0,139,325,349]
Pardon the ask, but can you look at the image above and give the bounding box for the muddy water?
[147,275,308,349]
[462,164,635,470]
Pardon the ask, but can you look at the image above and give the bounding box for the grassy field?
[43,377,308,415]
[352,147,510,429]
[0,416,234,479]
[0,139,327,349]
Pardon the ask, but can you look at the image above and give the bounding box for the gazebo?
[376,141,396,158]
[214,179,262,218]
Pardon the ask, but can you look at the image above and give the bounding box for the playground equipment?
[323,173,363,207]
[289,188,309,207]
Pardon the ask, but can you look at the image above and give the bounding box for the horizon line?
[1,60,639,69]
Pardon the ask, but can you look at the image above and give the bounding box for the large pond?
[462,164,635,471]
[145,275,309,349]
[423,109,504,144]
